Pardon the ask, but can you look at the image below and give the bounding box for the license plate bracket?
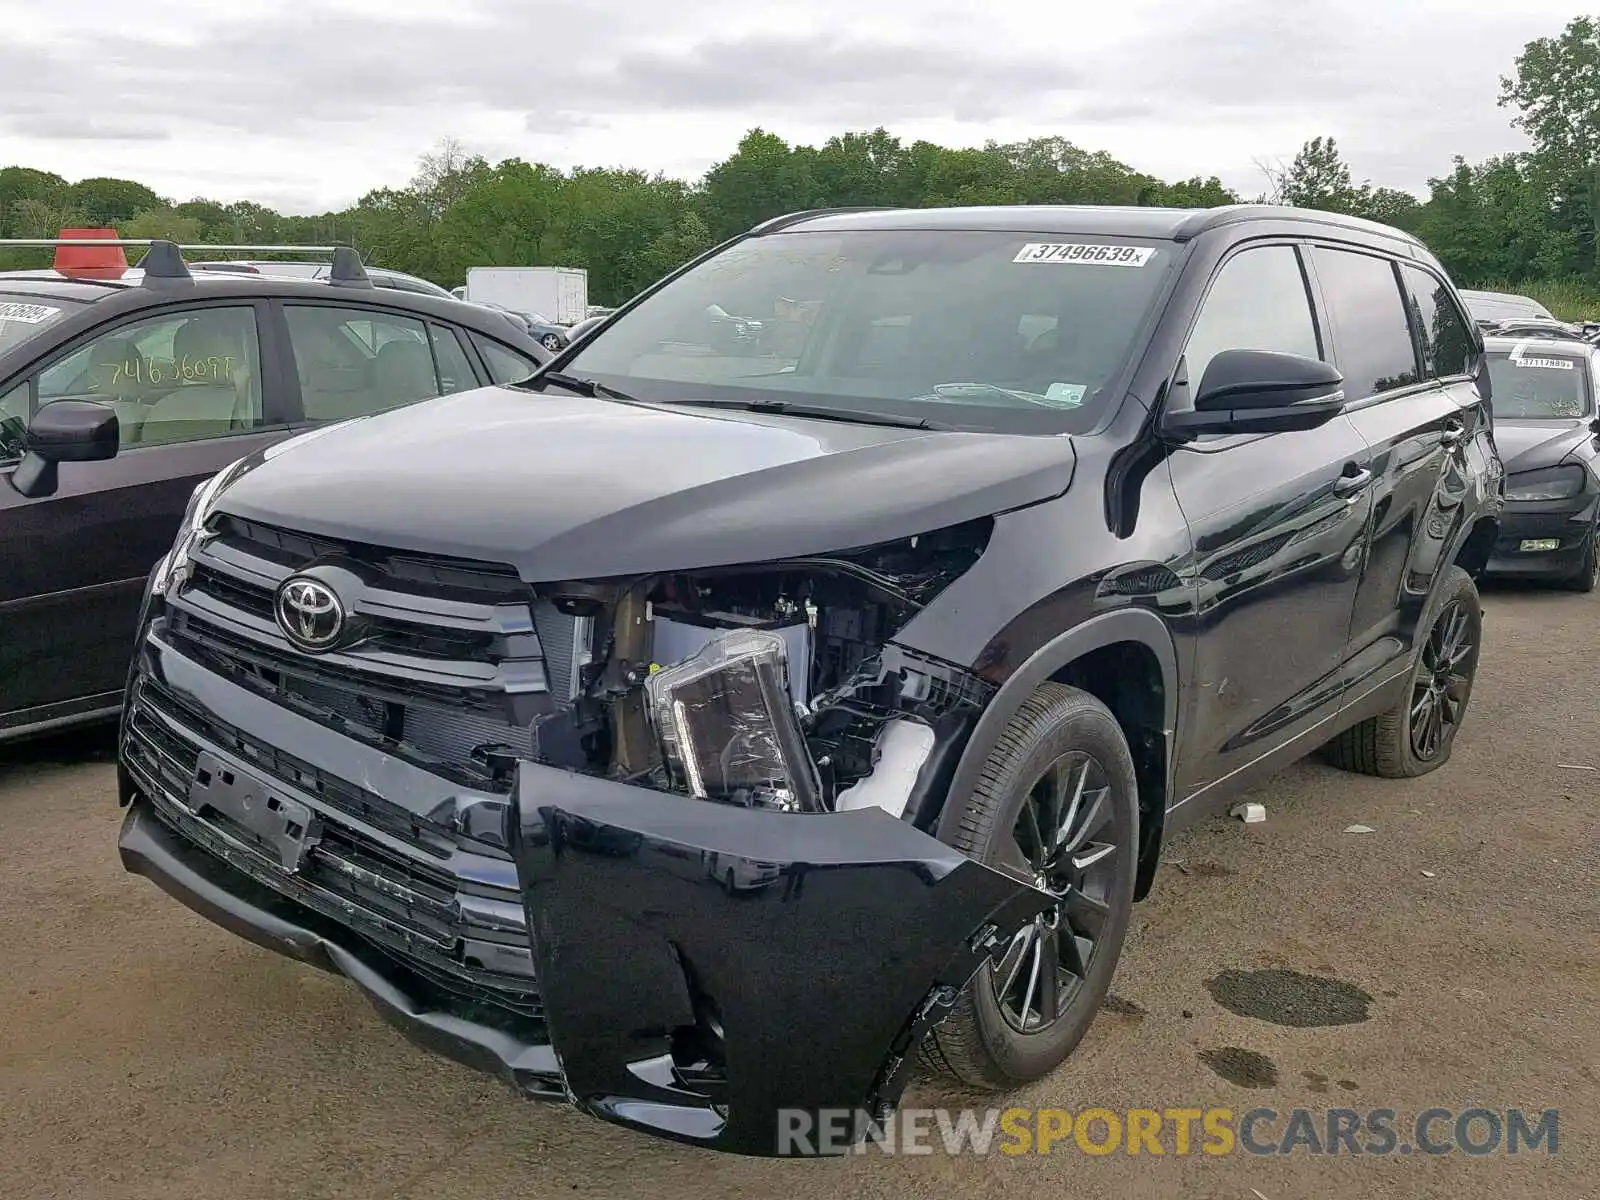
[188,750,322,872]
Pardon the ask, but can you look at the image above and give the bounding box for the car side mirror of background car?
[9,399,119,499]
[1163,349,1346,438]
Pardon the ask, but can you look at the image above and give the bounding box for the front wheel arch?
[931,610,1179,899]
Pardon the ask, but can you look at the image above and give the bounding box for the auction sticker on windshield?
[1509,343,1576,369]
[0,302,61,324]
[1013,243,1154,267]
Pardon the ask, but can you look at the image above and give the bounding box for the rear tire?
[1322,566,1481,778]
[921,684,1139,1090]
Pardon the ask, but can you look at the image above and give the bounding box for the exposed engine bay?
[525,518,996,819]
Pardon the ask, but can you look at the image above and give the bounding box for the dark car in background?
[116,203,1502,1157]
[190,260,458,300]
[469,301,572,352]
[0,240,547,743]
[1481,333,1600,590]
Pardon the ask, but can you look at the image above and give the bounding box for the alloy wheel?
[1410,600,1474,761]
[989,751,1121,1033]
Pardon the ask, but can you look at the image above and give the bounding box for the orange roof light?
[53,228,129,280]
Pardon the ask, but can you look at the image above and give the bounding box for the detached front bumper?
[1485,498,1598,579]
[119,624,1047,1158]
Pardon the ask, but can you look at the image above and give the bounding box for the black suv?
[115,205,1503,1157]
[0,241,547,743]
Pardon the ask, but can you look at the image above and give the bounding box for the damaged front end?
[118,512,1049,1156]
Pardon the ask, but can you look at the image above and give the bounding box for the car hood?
[1493,418,1596,474]
[214,387,1077,580]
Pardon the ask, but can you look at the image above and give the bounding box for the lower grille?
[124,677,541,1019]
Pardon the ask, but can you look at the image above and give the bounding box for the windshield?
[0,291,82,357]
[560,229,1178,432]
[1487,350,1593,418]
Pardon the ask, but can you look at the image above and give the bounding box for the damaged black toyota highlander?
[116,204,1503,1156]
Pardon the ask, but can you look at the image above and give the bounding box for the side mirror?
[1164,349,1346,437]
[9,399,119,498]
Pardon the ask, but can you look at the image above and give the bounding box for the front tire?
[1564,528,1599,593]
[922,684,1139,1090]
[1322,565,1482,778]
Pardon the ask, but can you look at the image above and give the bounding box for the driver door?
[0,302,287,733]
[1164,242,1377,806]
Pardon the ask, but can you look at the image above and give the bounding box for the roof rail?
[747,207,897,235]
[1169,204,1426,246]
[325,245,373,289]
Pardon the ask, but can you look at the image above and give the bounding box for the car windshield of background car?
[1487,349,1593,418]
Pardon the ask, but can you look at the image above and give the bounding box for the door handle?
[1440,420,1466,447]
[1332,466,1372,497]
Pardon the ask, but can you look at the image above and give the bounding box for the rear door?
[0,300,291,729]
[1308,246,1485,698]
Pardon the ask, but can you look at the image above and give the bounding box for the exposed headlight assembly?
[150,457,249,594]
[1505,464,1586,502]
[644,628,822,812]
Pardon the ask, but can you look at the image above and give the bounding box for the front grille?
[168,516,592,790]
[125,676,541,1019]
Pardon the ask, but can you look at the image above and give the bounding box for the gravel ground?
[1,585,1595,1199]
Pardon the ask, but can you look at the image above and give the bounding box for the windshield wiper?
[660,397,949,431]
[528,371,645,405]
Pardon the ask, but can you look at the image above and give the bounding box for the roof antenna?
[326,246,373,289]
[134,239,193,282]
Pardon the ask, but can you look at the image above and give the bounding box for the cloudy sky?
[0,0,1582,214]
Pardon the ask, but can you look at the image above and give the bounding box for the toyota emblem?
[274,576,345,650]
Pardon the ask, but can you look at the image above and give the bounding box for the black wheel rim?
[989,751,1120,1034]
[1410,600,1474,761]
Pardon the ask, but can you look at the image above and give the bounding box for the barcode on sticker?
[1013,243,1153,267]
[0,302,60,324]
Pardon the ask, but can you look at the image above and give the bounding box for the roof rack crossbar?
[0,240,345,253]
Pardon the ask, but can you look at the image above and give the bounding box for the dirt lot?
[1,585,1594,1200]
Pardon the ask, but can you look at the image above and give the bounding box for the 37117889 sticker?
[1013,243,1154,267]
[1509,342,1575,369]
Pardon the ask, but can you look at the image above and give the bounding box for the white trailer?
[464,266,589,325]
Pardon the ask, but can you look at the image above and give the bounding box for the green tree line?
[3,16,1597,317]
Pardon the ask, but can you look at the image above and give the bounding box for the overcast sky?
[0,0,1582,214]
